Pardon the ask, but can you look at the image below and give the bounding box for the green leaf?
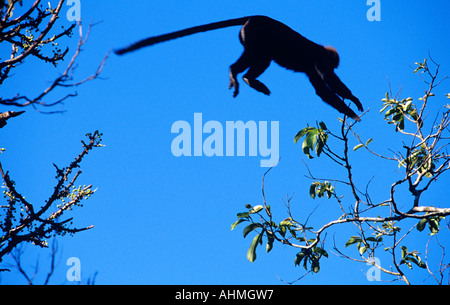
[353,144,364,151]
[318,121,327,131]
[379,104,389,113]
[416,218,427,232]
[305,129,319,149]
[266,234,274,253]
[345,236,361,247]
[400,259,413,269]
[410,108,419,120]
[303,255,309,270]
[313,247,329,258]
[405,256,426,269]
[311,260,320,273]
[403,100,413,112]
[249,205,263,214]
[401,246,407,259]
[309,182,319,199]
[428,218,440,235]
[404,256,419,264]
[315,133,327,157]
[398,117,405,131]
[365,138,373,146]
[385,108,396,117]
[294,127,315,144]
[359,245,367,255]
[294,252,306,266]
[231,218,247,230]
[279,225,286,237]
[392,111,404,122]
[318,185,326,198]
[237,212,250,219]
[279,218,293,227]
[243,223,261,238]
[247,233,262,263]
[302,140,313,159]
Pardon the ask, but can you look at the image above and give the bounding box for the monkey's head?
[324,46,340,69]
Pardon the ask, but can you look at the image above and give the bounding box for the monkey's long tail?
[114,16,253,55]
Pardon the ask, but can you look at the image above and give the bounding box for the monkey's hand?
[229,78,240,98]
[352,114,361,122]
[243,78,271,96]
[351,96,364,112]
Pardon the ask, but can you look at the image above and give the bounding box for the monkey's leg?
[308,71,360,121]
[229,52,251,98]
[243,58,271,96]
[323,73,364,112]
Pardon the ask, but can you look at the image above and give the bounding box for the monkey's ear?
[324,46,340,68]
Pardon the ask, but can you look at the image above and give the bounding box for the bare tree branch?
[0,110,24,128]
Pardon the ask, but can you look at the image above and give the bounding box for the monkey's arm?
[322,71,363,112]
[308,70,361,121]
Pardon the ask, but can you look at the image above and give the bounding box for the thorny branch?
[0,1,109,118]
[0,131,103,266]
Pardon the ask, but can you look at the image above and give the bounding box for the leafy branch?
[232,58,450,284]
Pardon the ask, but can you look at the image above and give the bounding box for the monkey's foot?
[343,107,361,122]
[243,78,271,96]
[350,96,364,112]
[352,114,361,122]
[229,79,239,97]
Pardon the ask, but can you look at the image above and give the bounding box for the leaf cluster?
[231,203,328,273]
[399,246,426,270]
[294,245,328,273]
[380,95,420,132]
[294,122,328,159]
[345,235,383,255]
[416,215,444,235]
[309,181,334,199]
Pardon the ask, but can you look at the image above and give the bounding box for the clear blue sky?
[1,1,449,284]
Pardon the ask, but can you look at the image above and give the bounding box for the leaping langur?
[115,15,363,121]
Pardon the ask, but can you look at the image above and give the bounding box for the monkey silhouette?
[115,16,363,121]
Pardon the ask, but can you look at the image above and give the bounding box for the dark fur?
[115,15,363,120]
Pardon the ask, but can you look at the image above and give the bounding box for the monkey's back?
[240,16,324,73]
